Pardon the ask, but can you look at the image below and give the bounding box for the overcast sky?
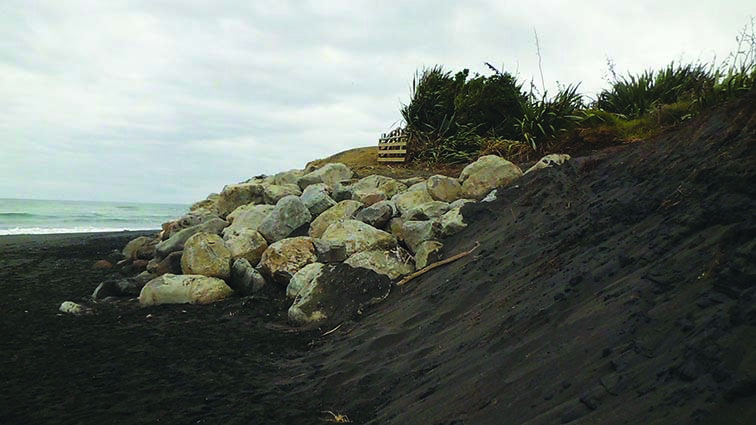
[1,1,752,204]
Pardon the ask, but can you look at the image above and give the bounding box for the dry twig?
[396,241,480,286]
[321,323,342,337]
[321,410,352,423]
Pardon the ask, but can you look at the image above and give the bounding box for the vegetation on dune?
[398,19,756,164]
[400,66,527,164]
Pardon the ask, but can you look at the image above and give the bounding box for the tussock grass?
[398,18,756,164]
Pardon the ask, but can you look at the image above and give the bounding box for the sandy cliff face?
[286,89,756,424]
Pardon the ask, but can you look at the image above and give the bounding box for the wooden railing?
[378,128,407,163]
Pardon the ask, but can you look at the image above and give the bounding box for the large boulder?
[300,183,337,217]
[391,187,434,217]
[155,217,228,259]
[402,220,441,254]
[349,175,407,205]
[257,196,312,243]
[230,258,267,296]
[427,175,462,202]
[189,195,219,213]
[139,274,234,306]
[351,175,407,198]
[404,201,450,220]
[224,229,268,266]
[355,200,395,229]
[288,263,392,326]
[331,184,354,202]
[313,239,348,263]
[308,200,363,238]
[160,209,218,240]
[215,183,265,217]
[222,204,274,239]
[257,236,318,285]
[181,233,232,280]
[320,219,397,257]
[298,163,353,189]
[122,236,158,261]
[524,153,572,174]
[352,189,386,206]
[286,262,324,298]
[459,155,523,200]
[146,250,183,276]
[263,183,302,205]
[272,169,305,186]
[344,248,414,279]
[438,205,468,237]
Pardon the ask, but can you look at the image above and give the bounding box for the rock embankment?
[86,153,570,326]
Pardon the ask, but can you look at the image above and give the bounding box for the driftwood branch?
[396,241,480,286]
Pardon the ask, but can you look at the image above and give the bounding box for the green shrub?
[517,84,584,151]
[401,66,465,139]
[401,66,526,163]
[454,72,526,139]
[699,19,756,106]
[596,62,714,118]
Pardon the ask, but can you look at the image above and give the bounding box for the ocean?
[0,198,188,235]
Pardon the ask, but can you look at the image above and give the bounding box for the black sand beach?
[1,91,755,424]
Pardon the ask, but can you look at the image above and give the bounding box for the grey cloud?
[0,0,752,203]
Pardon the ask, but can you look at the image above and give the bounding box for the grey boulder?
[230,258,267,296]
[155,217,228,259]
[258,195,312,243]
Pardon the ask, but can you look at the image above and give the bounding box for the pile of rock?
[88,153,570,326]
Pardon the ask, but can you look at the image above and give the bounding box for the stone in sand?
[297,163,353,189]
[214,183,266,218]
[401,220,441,254]
[155,217,228,259]
[257,195,312,243]
[391,186,434,217]
[224,229,268,266]
[459,155,523,200]
[230,258,267,296]
[139,274,234,306]
[286,262,324,299]
[320,219,397,257]
[181,232,232,280]
[59,301,91,315]
[355,200,396,229]
[427,174,462,202]
[344,248,414,279]
[300,183,337,217]
[257,236,318,285]
[263,183,302,205]
[122,236,158,260]
[146,251,183,276]
[223,204,274,238]
[308,200,363,238]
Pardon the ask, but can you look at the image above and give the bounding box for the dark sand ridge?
[1,90,754,424]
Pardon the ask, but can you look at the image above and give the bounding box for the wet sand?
[1,91,755,424]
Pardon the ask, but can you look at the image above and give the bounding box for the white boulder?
[139,274,234,306]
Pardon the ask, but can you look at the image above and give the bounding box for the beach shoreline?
[1,91,754,424]
[0,229,324,424]
[0,229,158,247]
